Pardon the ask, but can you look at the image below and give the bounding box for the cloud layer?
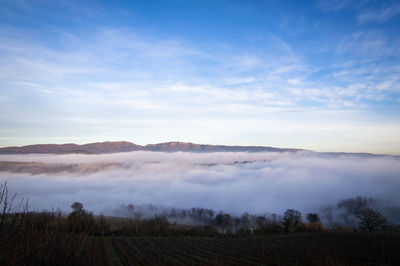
[1,151,399,217]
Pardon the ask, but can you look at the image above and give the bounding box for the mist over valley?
[1,148,399,227]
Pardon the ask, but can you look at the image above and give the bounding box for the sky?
[0,0,399,154]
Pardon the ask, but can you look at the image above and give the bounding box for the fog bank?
[0,151,399,217]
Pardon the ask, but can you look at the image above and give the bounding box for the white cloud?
[0,24,399,152]
[2,25,394,114]
[318,0,361,11]
[358,3,400,24]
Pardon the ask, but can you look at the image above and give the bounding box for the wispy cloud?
[318,0,354,11]
[0,0,399,152]
[0,24,399,152]
[1,24,397,114]
[358,3,400,24]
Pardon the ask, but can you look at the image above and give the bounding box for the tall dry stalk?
[0,182,90,265]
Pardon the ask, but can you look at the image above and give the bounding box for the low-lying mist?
[1,151,399,223]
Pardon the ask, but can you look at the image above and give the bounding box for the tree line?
[0,182,398,264]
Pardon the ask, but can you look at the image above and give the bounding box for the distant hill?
[144,142,302,153]
[0,141,303,154]
[1,141,395,157]
[0,141,142,154]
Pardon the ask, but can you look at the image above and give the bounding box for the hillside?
[0,141,303,154]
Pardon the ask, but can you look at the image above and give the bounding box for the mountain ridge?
[0,141,303,154]
[0,141,396,157]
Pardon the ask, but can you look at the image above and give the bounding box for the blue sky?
[0,0,399,154]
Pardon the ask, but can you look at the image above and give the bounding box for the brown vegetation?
[0,183,89,265]
[1,181,400,265]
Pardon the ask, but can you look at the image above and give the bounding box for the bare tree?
[281,209,302,233]
[68,202,94,233]
[357,208,387,232]
[71,202,84,212]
